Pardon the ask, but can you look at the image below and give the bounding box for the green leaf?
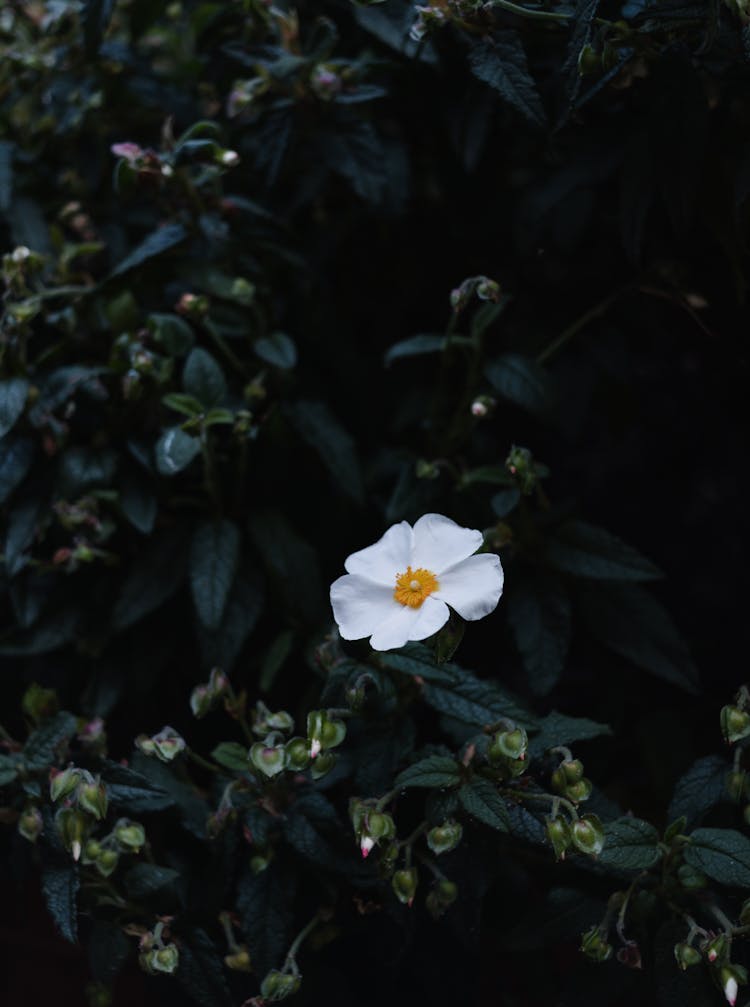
[458,778,510,832]
[211,741,249,773]
[88,922,131,985]
[599,817,661,871]
[545,521,662,581]
[41,859,79,943]
[183,348,228,408]
[0,139,13,211]
[424,674,535,730]
[684,828,750,887]
[123,863,181,898]
[485,352,550,413]
[254,332,297,369]
[237,864,294,976]
[130,752,208,839]
[285,400,364,505]
[0,753,18,786]
[177,928,233,1007]
[155,426,201,476]
[667,756,729,829]
[324,118,387,204]
[147,312,195,355]
[58,446,118,495]
[283,793,350,871]
[119,467,157,535]
[259,628,294,692]
[112,528,187,631]
[82,0,115,55]
[197,566,264,671]
[110,222,188,277]
[24,711,77,770]
[0,377,28,438]
[506,573,571,695]
[580,582,698,692]
[248,511,324,626]
[189,520,240,630]
[395,755,462,789]
[101,761,175,813]
[468,34,546,128]
[529,711,612,758]
[162,393,205,417]
[384,334,445,366]
[0,436,34,504]
[490,487,521,518]
[379,643,457,683]
[5,495,43,577]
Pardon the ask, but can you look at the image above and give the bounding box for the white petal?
[412,513,483,574]
[344,521,413,586]
[369,605,421,651]
[330,574,400,640]
[434,553,504,621]
[407,596,450,641]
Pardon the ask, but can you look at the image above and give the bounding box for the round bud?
[677,863,709,890]
[581,926,612,962]
[224,947,252,972]
[721,705,750,744]
[427,820,463,855]
[490,727,528,762]
[249,743,287,778]
[84,839,102,862]
[78,780,109,820]
[571,815,605,857]
[113,819,146,852]
[392,867,419,907]
[703,933,728,964]
[310,751,337,780]
[18,807,44,843]
[674,941,702,969]
[285,737,311,772]
[561,759,585,784]
[565,778,593,803]
[545,816,572,860]
[260,969,301,1001]
[96,849,119,877]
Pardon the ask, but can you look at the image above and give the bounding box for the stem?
[415,851,447,882]
[536,291,621,365]
[550,746,573,763]
[489,0,572,21]
[283,913,321,976]
[709,904,736,935]
[187,748,220,774]
[504,789,580,819]
[398,820,429,859]
[226,682,254,744]
[375,788,399,812]
[203,317,246,374]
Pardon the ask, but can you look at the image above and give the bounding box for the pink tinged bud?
[72,840,82,862]
[709,949,719,963]
[220,150,240,167]
[310,738,322,759]
[111,142,142,162]
[725,977,738,1006]
[471,400,488,417]
[360,836,375,858]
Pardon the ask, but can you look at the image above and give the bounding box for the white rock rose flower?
[330,513,504,651]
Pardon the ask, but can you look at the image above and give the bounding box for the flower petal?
[344,521,413,586]
[407,596,450,641]
[412,513,483,574]
[369,605,421,652]
[330,574,401,640]
[434,552,504,621]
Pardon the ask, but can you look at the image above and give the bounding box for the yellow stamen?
[394,566,439,608]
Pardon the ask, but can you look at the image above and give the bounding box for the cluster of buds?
[505,445,549,495]
[111,142,174,181]
[306,710,346,760]
[581,925,613,962]
[349,799,396,859]
[550,756,593,804]
[111,329,173,400]
[488,726,528,778]
[2,245,44,293]
[675,929,748,1005]
[260,968,301,1001]
[547,813,605,860]
[409,4,448,42]
[449,274,501,313]
[190,668,231,719]
[139,922,180,976]
[135,726,186,763]
[51,767,108,820]
[18,806,44,843]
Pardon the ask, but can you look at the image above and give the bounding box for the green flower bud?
[152,726,186,763]
[266,710,294,733]
[560,759,585,784]
[704,933,728,964]
[310,751,337,780]
[224,946,252,972]
[392,867,419,907]
[77,779,109,821]
[113,818,146,852]
[677,863,709,890]
[581,926,612,962]
[55,807,89,861]
[83,839,102,863]
[721,705,750,744]
[96,849,119,877]
[674,941,702,969]
[427,820,463,855]
[354,807,396,858]
[571,815,605,857]
[260,969,301,1001]
[727,770,748,802]
[250,852,272,874]
[18,806,44,843]
[564,778,593,803]
[489,727,528,762]
[545,816,572,861]
[50,766,83,803]
[141,943,180,975]
[285,737,311,772]
[22,683,58,722]
[378,841,399,878]
[425,878,458,919]
[190,684,213,719]
[249,742,287,778]
[306,710,346,758]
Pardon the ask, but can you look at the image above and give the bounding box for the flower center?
[393,566,439,608]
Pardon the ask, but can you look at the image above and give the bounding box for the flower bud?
[580,926,612,962]
[674,942,702,969]
[476,276,501,302]
[704,933,728,964]
[113,818,146,852]
[253,701,294,736]
[425,878,458,919]
[427,820,463,855]
[251,852,272,874]
[96,849,119,877]
[564,778,593,804]
[260,969,301,1001]
[719,965,747,1006]
[285,737,311,772]
[249,743,287,778]
[726,770,748,802]
[50,766,82,803]
[18,806,44,843]
[571,815,605,857]
[560,758,585,783]
[141,943,180,975]
[352,804,395,858]
[306,710,346,758]
[310,751,337,780]
[392,867,418,907]
[489,727,528,763]
[677,863,709,890]
[190,684,213,719]
[545,816,572,860]
[219,149,240,167]
[224,946,252,972]
[77,778,109,820]
[22,682,58,722]
[55,807,89,861]
[721,705,750,744]
[152,726,186,763]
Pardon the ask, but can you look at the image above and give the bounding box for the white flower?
[330,513,504,651]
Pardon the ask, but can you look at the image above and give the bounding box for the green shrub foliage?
[1,0,749,1005]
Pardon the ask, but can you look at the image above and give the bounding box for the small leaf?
[155,427,201,476]
[110,222,188,277]
[189,520,240,630]
[490,487,521,518]
[599,817,661,871]
[684,828,750,887]
[123,863,181,898]
[0,436,34,504]
[211,742,249,773]
[24,711,78,771]
[384,334,445,367]
[0,377,29,438]
[468,34,546,128]
[506,573,571,695]
[41,859,79,943]
[112,529,187,631]
[485,353,550,413]
[285,400,364,505]
[395,755,462,790]
[458,778,510,832]
[183,348,228,408]
[101,762,175,813]
[254,332,297,369]
[667,755,729,829]
[237,864,294,976]
[162,393,205,417]
[119,467,157,535]
[529,711,611,757]
[546,521,662,581]
[197,566,265,672]
[5,495,43,577]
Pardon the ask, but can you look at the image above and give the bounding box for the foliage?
[1,0,749,1005]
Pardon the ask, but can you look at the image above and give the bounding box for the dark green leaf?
[468,34,546,128]
[211,741,249,772]
[123,863,181,898]
[0,140,13,211]
[0,436,34,504]
[458,778,510,832]
[82,0,115,55]
[147,313,195,355]
[505,887,606,950]
[546,521,662,581]
[197,565,264,671]
[41,859,79,943]
[176,928,233,1007]
[155,426,202,476]
[189,519,240,630]
[395,755,462,789]
[485,353,550,413]
[599,817,661,871]
[283,792,347,871]
[285,400,364,505]
[490,487,521,518]
[384,334,445,366]
[183,348,228,408]
[684,828,750,887]
[101,761,175,813]
[0,378,28,438]
[424,674,536,730]
[5,495,43,577]
[24,711,77,770]
[111,222,188,277]
[254,333,297,369]
[130,752,208,839]
[88,922,131,985]
[119,467,157,535]
[667,756,729,829]
[506,573,571,695]
[58,446,118,495]
[529,711,611,758]
[248,511,324,625]
[162,393,205,417]
[113,528,187,631]
[379,643,456,683]
[237,864,294,975]
[324,118,387,204]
